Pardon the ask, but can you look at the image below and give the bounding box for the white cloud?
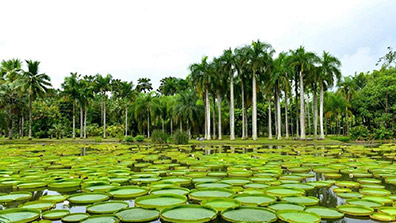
[0,0,395,89]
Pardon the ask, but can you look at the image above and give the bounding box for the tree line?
[0,42,395,140]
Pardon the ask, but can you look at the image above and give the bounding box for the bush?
[373,126,393,140]
[349,125,370,140]
[124,136,134,143]
[173,131,189,144]
[151,130,169,144]
[135,135,144,142]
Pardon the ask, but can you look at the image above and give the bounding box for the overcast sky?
[1,0,395,89]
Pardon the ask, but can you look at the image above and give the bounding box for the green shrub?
[124,136,134,143]
[373,126,393,140]
[349,125,370,140]
[135,135,144,142]
[151,130,169,144]
[173,131,189,144]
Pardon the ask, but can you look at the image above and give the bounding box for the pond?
[0,143,396,223]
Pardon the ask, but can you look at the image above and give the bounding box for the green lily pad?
[370,212,395,221]
[20,201,55,211]
[281,183,315,191]
[220,178,250,186]
[116,207,159,222]
[17,181,47,189]
[334,181,360,188]
[281,196,319,206]
[80,215,120,223]
[160,204,217,223]
[277,210,321,223]
[62,213,90,222]
[268,202,305,211]
[363,196,393,205]
[0,208,41,223]
[39,194,68,203]
[305,206,344,219]
[233,194,276,206]
[265,187,305,197]
[135,194,187,210]
[221,206,277,223]
[201,198,241,212]
[42,209,70,220]
[359,188,391,196]
[0,191,32,203]
[48,180,81,188]
[346,198,383,208]
[336,204,374,216]
[336,192,363,199]
[109,186,148,199]
[195,182,232,189]
[86,201,129,214]
[151,187,189,196]
[378,207,396,216]
[192,177,219,184]
[189,188,234,201]
[68,192,109,204]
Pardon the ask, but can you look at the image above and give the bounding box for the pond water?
[0,143,395,223]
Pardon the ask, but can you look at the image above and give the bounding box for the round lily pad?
[20,201,55,211]
[277,210,321,223]
[68,192,109,204]
[151,187,189,196]
[160,204,217,223]
[359,188,391,196]
[336,204,374,216]
[17,181,47,189]
[363,196,393,205]
[81,215,120,223]
[265,187,305,197]
[189,188,234,201]
[268,202,305,211]
[40,194,68,203]
[0,208,41,223]
[281,183,314,191]
[346,198,383,208]
[221,206,277,223]
[135,194,187,210]
[109,186,148,199]
[370,212,395,221]
[305,206,344,219]
[334,181,360,188]
[0,191,32,203]
[62,213,90,222]
[42,209,70,220]
[336,192,363,199]
[48,180,81,188]
[233,194,276,206]
[378,207,396,216]
[116,207,159,222]
[201,198,241,212]
[86,201,129,214]
[281,196,319,206]
[220,178,250,186]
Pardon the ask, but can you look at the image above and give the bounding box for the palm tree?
[190,56,211,140]
[62,72,80,139]
[234,46,250,139]
[174,90,201,138]
[23,60,52,140]
[318,51,341,139]
[79,75,95,138]
[248,40,274,140]
[134,92,155,137]
[289,46,318,140]
[220,48,235,140]
[136,78,153,93]
[113,80,135,136]
[95,74,112,139]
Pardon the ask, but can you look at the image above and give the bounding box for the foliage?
[124,136,134,143]
[135,135,144,142]
[173,131,189,144]
[151,130,169,144]
[349,125,370,140]
[373,126,393,140]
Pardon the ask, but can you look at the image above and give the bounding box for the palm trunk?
[147,108,150,138]
[212,95,216,139]
[205,87,211,140]
[241,79,246,139]
[285,91,289,139]
[80,103,83,139]
[276,88,282,140]
[313,87,318,138]
[125,106,128,136]
[103,98,106,139]
[307,96,311,137]
[229,74,235,140]
[299,70,306,140]
[9,108,13,140]
[217,94,222,140]
[84,102,87,138]
[21,115,24,138]
[268,98,272,139]
[162,118,165,132]
[295,77,299,137]
[252,71,257,140]
[170,116,173,135]
[180,119,182,132]
[319,82,325,139]
[28,94,32,140]
[73,99,76,139]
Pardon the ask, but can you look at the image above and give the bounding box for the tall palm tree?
[134,92,155,137]
[318,51,341,139]
[136,78,153,93]
[289,46,318,140]
[220,48,235,140]
[62,72,80,139]
[23,60,52,140]
[113,80,135,136]
[248,40,273,140]
[95,74,112,138]
[190,56,211,140]
[174,90,201,138]
[79,75,95,138]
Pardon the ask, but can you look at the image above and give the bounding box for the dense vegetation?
[0,43,395,141]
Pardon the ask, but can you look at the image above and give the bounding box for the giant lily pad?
[346,198,383,208]
[281,196,319,206]
[86,201,129,214]
[265,187,305,197]
[0,208,41,223]
[268,202,305,211]
[336,204,374,216]
[201,198,241,212]
[68,192,109,204]
[305,206,344,219]
[62,213,90,222]
[233,194,276,206]
[370,212,395,221]
[116,207,159,222]
[151,187,189,196]
[160,204,217,223]
[135,194,187,210]
[0,191,32,203]
[277,210,321,223]
[109,186,148,199]
[80,215,120,223]
[221,206,277,223]
[189,188,234,201]
[20,201,55,211]
[359,188,391,196]
[42,209,70,220]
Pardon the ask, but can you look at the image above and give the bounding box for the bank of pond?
[1,143,396,223]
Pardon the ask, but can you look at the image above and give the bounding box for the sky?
[1,0,395,89]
